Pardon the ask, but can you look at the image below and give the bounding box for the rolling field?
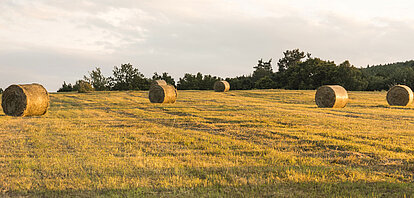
[1,90,414,197]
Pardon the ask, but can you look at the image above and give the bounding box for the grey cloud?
[0,47,116,91]
[1,1,414,91]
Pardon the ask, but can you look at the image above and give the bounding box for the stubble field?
[1,90,414,197]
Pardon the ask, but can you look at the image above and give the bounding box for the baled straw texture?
[78,81,93,93]
[214,81,230,92]
[149,84,177,103]
[151,80,167,88]
[315,85,348,108]
[2,83,49,116]
[386,85,413,106]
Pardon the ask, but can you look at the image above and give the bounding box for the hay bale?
[214,81,230,92]
[386,85,413,106]
[149,84,177,103]
[315,85,348,108]
[2,83,49,116]
[77,80,93,93]
[151,80,167,88]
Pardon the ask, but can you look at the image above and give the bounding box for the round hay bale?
[214,81,230,92]
[2,83,49,117]
[149,84,177,103]
[77,80,93,93]
[315,85,348,108]
[151,80,167,88]
[386,85,413,106]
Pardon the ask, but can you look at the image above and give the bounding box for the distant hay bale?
[386,85,413,106]
[151,80,167,88]
[315,85,348,108]
[149,84,177,103]
[77,80,93,93]
[214,81,230,92]
[2,83,49,117]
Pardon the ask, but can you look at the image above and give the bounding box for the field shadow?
[4,181,413,197]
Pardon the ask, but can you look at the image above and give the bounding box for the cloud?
[1,0,414,91]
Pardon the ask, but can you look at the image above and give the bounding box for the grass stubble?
[0,90,413,197]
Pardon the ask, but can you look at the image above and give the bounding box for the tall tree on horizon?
[110,63,149,90]
[84,67,110,91]
[277,49,310,72]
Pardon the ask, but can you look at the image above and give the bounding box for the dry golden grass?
[1,90,413,197]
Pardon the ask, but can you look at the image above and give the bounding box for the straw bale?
[315,85,348,108]
[149,84,177,103]
[214,81,230,92]
[2,83,49,116]
[386,85,413,106]
[151,80,167,88]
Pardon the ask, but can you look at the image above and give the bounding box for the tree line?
[58,63,175,92]
[57,49,414,92]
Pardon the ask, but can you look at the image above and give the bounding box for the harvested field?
[1,90,414,197]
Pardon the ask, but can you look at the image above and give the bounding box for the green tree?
[0,88,3,94]
[365,75,387,91]
[389,67,414,88]
[226,76,253,90]
[275,49,310,88]
[177,72,221,90]
[110,63,149,90]
[177,73,198,90]
[57,81,74,92]
[84,67,109,91]
[252,59,274,83]
[255,76,277,89]
[283,58,337,90]
[361,60,414,90]
[277,49,309,72]
[200,74,220,90]
[335,61,368,91]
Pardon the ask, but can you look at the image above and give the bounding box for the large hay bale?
[2,83,49,116]
[151,80,167,88]
[214,81,230,92]
[386,85,413,106]
[149,84,177,103]
[315,85,348,108]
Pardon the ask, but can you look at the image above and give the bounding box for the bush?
[0,88,3,94]
[76,80,94,93]
[57,81,74,92]
[255,76,277,89]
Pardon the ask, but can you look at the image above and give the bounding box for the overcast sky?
[1,0,414,91]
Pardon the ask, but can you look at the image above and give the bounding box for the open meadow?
[1,90,414,197]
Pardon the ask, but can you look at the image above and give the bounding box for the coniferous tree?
[277,49,309,72]
[57,81,74,92]
[252,59,274,84]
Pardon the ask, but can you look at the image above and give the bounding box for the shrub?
[57,81,74,92]
[76,80,94,93]
[255,76,277,89]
